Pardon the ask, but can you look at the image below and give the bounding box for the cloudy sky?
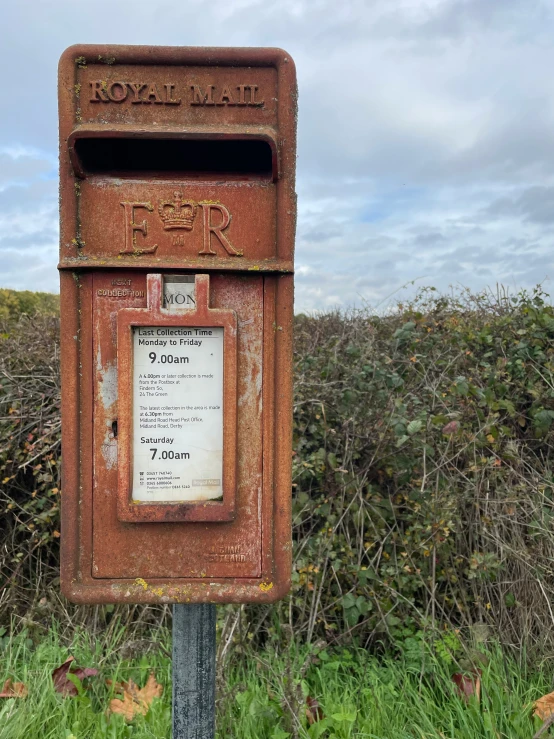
[1,0,554,312]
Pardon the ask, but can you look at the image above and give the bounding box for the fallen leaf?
[0,679,28,698]
[52,656,98,696]
[452,670,481,702]
[108,673,163,721]
[305,695,324,725]
[442,421,459,435]
[535,690,554,720]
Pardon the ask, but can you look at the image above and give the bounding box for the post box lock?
[58,45,296,604]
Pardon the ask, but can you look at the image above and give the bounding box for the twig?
[534,713,554,739]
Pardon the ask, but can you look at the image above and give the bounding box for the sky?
[1,0,554,312]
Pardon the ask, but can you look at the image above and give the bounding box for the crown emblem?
[158,192,197,231]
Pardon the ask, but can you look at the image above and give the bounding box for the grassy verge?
[0,622,553,738]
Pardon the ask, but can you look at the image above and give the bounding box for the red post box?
[58,45,296,604]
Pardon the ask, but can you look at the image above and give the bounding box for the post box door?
[90,271,264,580]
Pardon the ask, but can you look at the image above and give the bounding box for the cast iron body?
[58,45,296,604]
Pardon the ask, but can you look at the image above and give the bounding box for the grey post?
[172,604,216,739]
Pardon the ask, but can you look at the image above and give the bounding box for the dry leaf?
[108,673,163,721]
[52,656,99,696]
[452,671,481,702]
[305,695,324,725]
[442,421,459,435]
[534,690,554,720]
[0,679,28,698]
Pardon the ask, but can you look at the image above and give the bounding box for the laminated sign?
[58,45,297,604]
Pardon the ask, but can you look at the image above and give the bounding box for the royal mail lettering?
[190,83,263,106]
[190,84,214,106]
[106,81,127,102]
[127,82,146,103]
[89,81,264,107]
[164,84,181,105]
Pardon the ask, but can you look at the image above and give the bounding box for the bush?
[3,286,554,654]
[281,286,554,651]
[0,313,61,616]
[0,288,59,320]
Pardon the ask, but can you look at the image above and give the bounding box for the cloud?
[0,247,59,293]
[0,150,58,291]
[1,0,554,309]
[485,186,554,225]
[0,150,54,190]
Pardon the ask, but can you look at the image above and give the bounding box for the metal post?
[172,604,216,739]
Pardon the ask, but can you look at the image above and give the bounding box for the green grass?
[0,622,171,738]
[0,623,553,738]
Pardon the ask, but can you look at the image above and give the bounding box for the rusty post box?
[58,45,296,604]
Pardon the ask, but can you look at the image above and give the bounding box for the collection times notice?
[132,326,223,502]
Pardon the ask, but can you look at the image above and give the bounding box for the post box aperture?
[58,46,296,604]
